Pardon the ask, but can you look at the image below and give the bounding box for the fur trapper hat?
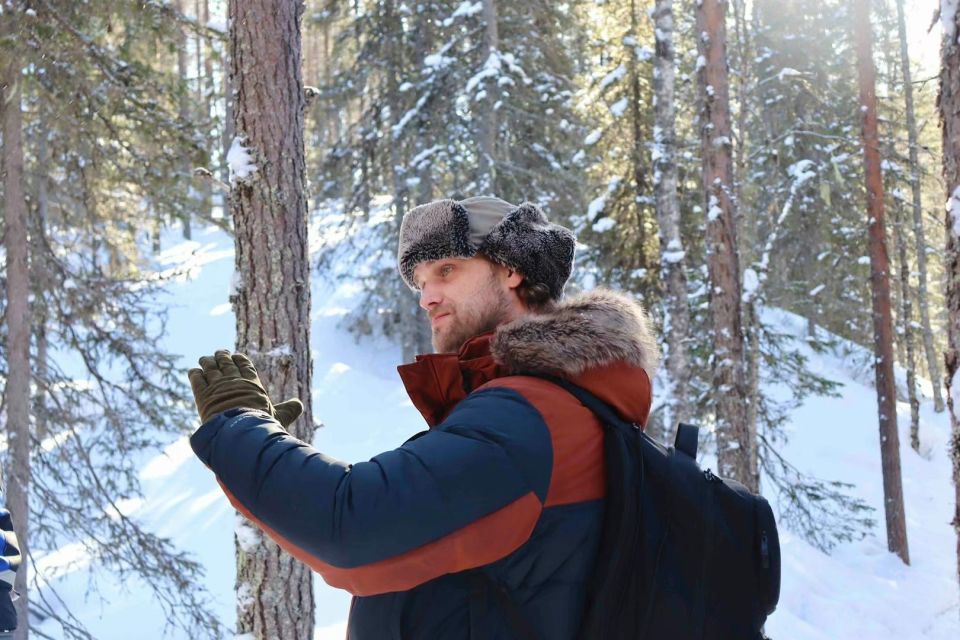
[397,196,576,300]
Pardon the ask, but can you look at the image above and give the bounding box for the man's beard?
[431,275,514,353]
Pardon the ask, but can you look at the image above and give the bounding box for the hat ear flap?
[398,200,476,289]
[479,202,576,300]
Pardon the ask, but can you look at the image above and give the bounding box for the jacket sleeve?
[189,385,553,596]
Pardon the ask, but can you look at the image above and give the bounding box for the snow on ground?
[32,208,960,638]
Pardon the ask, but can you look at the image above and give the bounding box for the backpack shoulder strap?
[674,422,699,459]
[525,374,639,435]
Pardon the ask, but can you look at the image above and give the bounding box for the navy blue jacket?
[191,292,656,639]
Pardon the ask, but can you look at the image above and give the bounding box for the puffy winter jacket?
[190,289,657,639]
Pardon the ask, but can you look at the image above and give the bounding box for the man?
[189,196,658,639]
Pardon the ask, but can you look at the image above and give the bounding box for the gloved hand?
[188,350,304,427]
[0,508,20,633]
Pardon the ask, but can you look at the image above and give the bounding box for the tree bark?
[1,22,32,640]
[200,0,215,225]
[896,0,944,412]
[228,1,315,637]
[174,0,193,240]
[695,0,755,490]
[652,0,692,437]
[729,0,761,478]
[383,0,425,364]
[477,0,499,193]
[893,196,921,451]
[939,0,960,599]
[32,111,51,445]
[853,0,909,565]
[629,0,649,260]
[221,1,235,190]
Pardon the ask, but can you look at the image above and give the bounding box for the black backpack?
[475,376,781,639]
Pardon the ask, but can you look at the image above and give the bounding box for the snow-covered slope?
[33,219,960,639]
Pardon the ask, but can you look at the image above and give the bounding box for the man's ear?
[504,268,524,291]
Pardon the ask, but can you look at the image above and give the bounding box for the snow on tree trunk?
[939,0,960,598]
[897,0,944,413]
[477,0,499,193]
[695,0,755,490]
[2,26,32,640]
[227,1,315,637]
[853,0,909,565]
[652,0,693,435]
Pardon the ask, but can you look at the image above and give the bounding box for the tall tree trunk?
[939,0,960,599]
[32,112,51,444]
[893,197,921,450]
[1,24,32,640]
[174,0,193,240]
[695,0,755,490]
[383,0,422,364]
[897,0,944,412]
[200,0,215,225]
[652,0,692,438]
[878,8,921,451]
[477,0,499,193]
[228,1,315,638]
[729,0,761,470]
[629,0,649,262]
[221,2,235,191]
[194,0,202,97]
[853,0,909,565]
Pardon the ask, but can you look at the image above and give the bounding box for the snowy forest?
[1,0,959,638]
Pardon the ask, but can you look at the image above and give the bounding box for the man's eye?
[440,265,453,277]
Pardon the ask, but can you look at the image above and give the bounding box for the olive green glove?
[187,350,304,427]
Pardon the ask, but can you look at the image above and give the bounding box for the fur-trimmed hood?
[490,289,659,378]
[398,288,658,428]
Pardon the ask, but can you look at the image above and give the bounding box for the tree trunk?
[939,0,960,600]
[32,112,51,444]
[477,0,499,193]
[383,0,423,364]
[695,0,755,490]
[892,197,921,450]
[228,1,315,638]
[652,0,692,438]
[629,0,649,262]
[896,0,944,412]
[1,24,32,640]
[200,0,215,224]
[730,0,751,245]
[853,0,909,565]
[175,0,193,240]
[222,3,235,190]
[729,0,762,478]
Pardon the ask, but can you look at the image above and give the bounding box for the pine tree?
[695,0,755,490]
[652,0,693,435]
[227,0,316,637]
[2,13,32,639]
[2,3,225,637]
[853,0,908,565]
[897,0,945,414]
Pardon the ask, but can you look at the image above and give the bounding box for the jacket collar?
[397,333,502,427]
[398,289,659,428]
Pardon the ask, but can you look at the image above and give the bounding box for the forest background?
[1,0,959,638]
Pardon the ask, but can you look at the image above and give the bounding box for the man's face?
[413,256,520,353]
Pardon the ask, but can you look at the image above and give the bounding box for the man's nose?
[419,282,442,311]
